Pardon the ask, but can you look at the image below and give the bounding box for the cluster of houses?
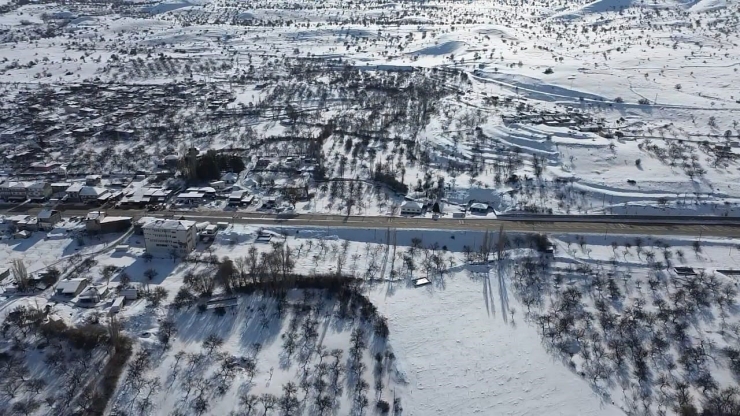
[399,200,491,217]
[0,174,123,204]
[3,209,132,238]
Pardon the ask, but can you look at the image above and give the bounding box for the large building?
[142,219,197,256]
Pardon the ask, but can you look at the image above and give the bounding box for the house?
[65,183,84,201]
[120,282,143,300]
[12,215,38,231]
[55,278,88,297]
[85,211,132,233]
[190,187,216,198]
[79,186,110,203]
[469,202,489,214]
[37,209,62,230]
[85,175,102,185]
[30,161,61,172]
[261,196,278,209]
[110,296,125,314]
[200,224,219,240]
[221,172,239,184]
[27,182,52,201]
[228,190,245,206]
[209,180,226,190]
[142,219,197,255]
[0,181,29,201]
[51,182,71,195]
[400,201,423,216]
[77,286,106,306]
[175,192,204,206]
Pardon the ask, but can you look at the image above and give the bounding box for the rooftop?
[142,219,196,231]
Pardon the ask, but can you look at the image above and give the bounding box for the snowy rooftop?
[142,219,196,231]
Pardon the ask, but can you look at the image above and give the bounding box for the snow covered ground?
[2,0,740,413]
[1,219,740,414]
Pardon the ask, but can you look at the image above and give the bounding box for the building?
[221,172,239,184]
[65,183,84,201]
[142,219,197,255]
[55,278,88,297]
[175,192,204,205]
[51,182,71,196]
[85,175,102,185]
[27,182,52,201]
[120,282,143,300]
[0,181,29,201]
[209,180,226,190]
[37,209,62,230]
[77,286,106,306]
[469,202,489,214]
[85,211,132,233]
[7,214,38,231]
[79,186,110,203]
[400,201,423,216]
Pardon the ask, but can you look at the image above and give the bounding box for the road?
[4,206,739,238]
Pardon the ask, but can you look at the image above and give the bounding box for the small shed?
[110,296,125,314]
[120,283,142,300]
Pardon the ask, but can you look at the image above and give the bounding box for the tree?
[376,399,391,413]
[260,393,277,416]
[26,378,47,394]
[12,398,41,416]
[119,271,131,287]
[142,252,154,263]
[144,268,159,281]
[240,393,259,415]
[147,286,168,307]
[41,267,61,287]
[158,319,177,345]
[216,258,237,292]
[11,259,29,292]
[173,287,196,309]
[202,334,224,355]
[102,265,117,285]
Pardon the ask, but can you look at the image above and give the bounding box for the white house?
[400,201,423,216]
[142,219,197,255]
[56,278,88,297]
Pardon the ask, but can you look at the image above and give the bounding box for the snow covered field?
[1,0,739,216]
[2,0,740,413]
[1,220,740,414]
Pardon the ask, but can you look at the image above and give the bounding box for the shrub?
[614,97,624,103]
[376,400,390,413]
[543,67,553,74]
[638,98,650,105]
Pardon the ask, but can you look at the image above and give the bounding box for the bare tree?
[203,334,224,355]
[11,259,30,292]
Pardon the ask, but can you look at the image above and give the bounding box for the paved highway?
[4,206,739,238]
